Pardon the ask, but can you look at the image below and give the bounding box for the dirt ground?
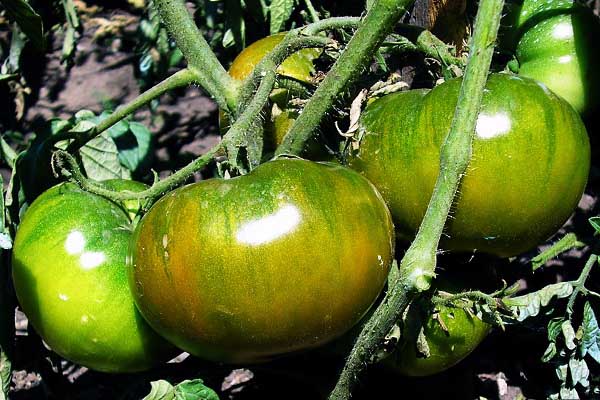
[4,3,600,399]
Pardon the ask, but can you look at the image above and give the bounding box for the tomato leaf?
[559,386,579,399]
[562,320,577,350]
[174,379,220,400]
[581,301,600,364]
[142,379,219,400]
[269,0,295,34]
[505,282,574,321]
[141,380,175,400]
[79,132,132,181]
[589,217,600,234]
[0,176,13,400]
[0,0,45,51]
[569,358,589,388]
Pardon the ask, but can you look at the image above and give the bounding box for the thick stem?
[153,0,239,111]
[64,69,196,151]
[328,0,505,399]
[276,0,415,156]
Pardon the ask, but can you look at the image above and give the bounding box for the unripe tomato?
[222,34,327,157]
[12,182,175,373]
[386,296,491,377]
[129,159,394,363]
[504,0,600,115]
[349,73,590,257]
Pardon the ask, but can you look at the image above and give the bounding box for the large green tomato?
[223,34,326,157]
[505,0,600,115]
[386,294,491,376]
[349,73,590,257]
[12,182,175,373]
[129,159,394,363]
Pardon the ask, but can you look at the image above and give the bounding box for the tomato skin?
[222,34,328,158]
[129,159,394,363]
[505,0,600,115]
[349,73,590,257]
[11,182,175,373]
[386,299,491,376]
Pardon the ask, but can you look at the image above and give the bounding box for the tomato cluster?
[10,13,594,378]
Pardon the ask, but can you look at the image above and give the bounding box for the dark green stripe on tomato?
[350,73,590,257]
[129,159,394,363]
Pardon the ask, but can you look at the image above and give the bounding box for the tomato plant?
[350,73,590,257]
[128,158,394,363]
[11,182,175,373]
[504,0,600,115]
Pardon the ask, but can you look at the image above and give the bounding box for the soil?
[3,2,600,399]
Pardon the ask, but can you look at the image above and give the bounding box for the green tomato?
[12,182,175,373]
[386,294,491,377]
[349,73,590,257]
[222,34,329,158]
[505,0,600,115]
[129,159,394,363]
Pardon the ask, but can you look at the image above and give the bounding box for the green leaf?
[1,176,13,400]
[0,0,45,50]
[174,380,219,400]
[142,379,219,400]
[562,320,577,351]
[142,380,175,400]
[79,132,131,181]
[569,358,589,388]
[581,302,600,364]
[549,317,565,342]
[506,282,574,321]
[589,216,600,234]
[113,122,152,174]
[223,0,244,49]
[542,342,557,362]
[269,0,294,34]
[556,363,569,383]
[559,386,579,399]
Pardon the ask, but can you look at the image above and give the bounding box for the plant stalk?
[275,0,416,156]
[327,0,505,398]
[153,0,239,111]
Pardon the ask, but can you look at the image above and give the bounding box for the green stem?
[303,0,320,22]
[275,0,415,156]
[303,17,360,35]
[327,0,505,399]
[153,0,239,111]
[64,69,196,151]
[56,62,278,201]
[566,253,598,316]
[532,233,585,271]
[384,26,465,66]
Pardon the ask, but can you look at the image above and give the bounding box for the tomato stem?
[62,69,196,152]
[54,64,278,201]
[275,0,416,157]
[328,0,505,398]
[153,0,240,112]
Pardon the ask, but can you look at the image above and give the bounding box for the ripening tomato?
[503,0,600,115]
[349,73,590,257]
[128,159,394,363]
[12,182,175,372]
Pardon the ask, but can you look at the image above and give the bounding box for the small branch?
[56,62,278,201]
[64,69,196,151]
[532,233,585,271]
[276,0,416,157]
[328,0,505,398]
[567,253,599,316]
[153,0,239,111]
[303,17,361,35]
[303,0,320,22]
